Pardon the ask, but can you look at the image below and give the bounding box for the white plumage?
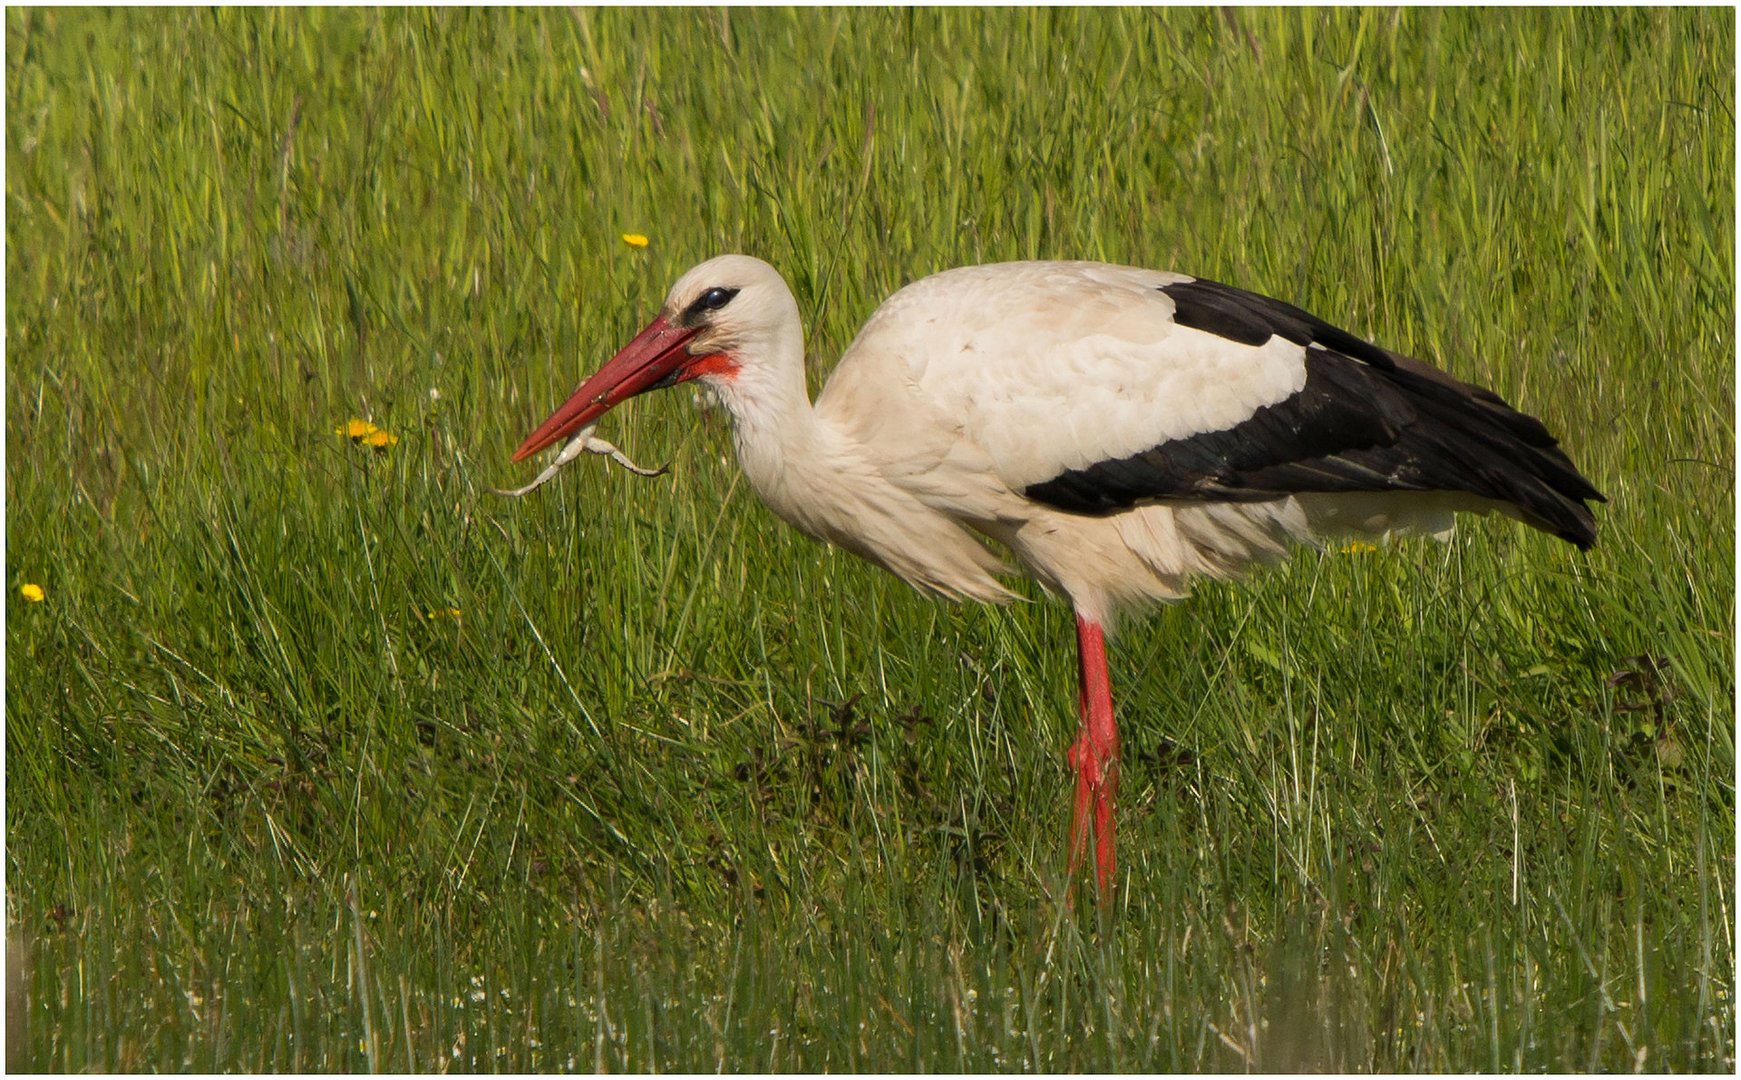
[831,262,1311,488]
[513,254,1602,894]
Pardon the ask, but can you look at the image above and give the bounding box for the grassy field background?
[6,7,1733,1070]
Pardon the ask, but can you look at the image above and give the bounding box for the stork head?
[513,254,799,462]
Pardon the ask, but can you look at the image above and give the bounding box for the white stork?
[512,255,1603,894]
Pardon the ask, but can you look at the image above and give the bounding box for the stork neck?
[703,326,832,499]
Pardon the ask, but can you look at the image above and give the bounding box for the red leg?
[1066,614,1119,895]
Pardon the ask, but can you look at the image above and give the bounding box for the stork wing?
[839,265,1602,549]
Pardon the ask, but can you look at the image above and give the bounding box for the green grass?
[5,7,1733,1071]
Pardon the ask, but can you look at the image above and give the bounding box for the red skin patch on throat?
[682,352,740,382]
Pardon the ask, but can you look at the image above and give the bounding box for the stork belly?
[984,492,1474,628]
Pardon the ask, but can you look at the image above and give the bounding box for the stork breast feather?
[938,327,1310,490]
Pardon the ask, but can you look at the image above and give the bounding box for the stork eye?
[687,286,739,318]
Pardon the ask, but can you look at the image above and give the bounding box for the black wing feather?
[1023,278,1605,549]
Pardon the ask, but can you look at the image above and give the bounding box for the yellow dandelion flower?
[1341,541,1379,555]
[621,232,650,248]
[426,607,462,620]
[339,418,398,448]
[20,583,44,603]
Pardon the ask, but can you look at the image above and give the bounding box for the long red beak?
[512,316,698,463]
